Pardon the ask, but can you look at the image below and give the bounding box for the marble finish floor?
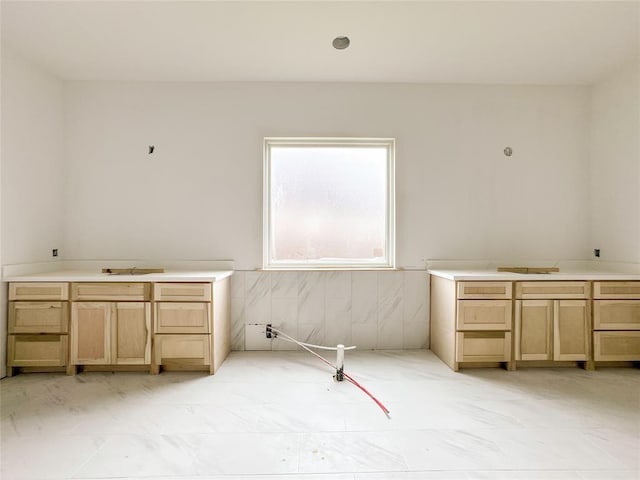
[1,350,638,480]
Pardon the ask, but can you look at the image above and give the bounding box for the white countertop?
[428,269,640,281]
[3,270,233,283]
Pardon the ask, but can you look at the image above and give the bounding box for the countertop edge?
[3,270,234,283]
[428,269,640,281]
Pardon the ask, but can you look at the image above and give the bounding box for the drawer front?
[9,302,69,334]
[457,282,512,299]
[8,334,68,367]
[594,331,640,361]
[71,283,150,301]
[593,282,640,299]
[154,334,211,365]
[455,331,511,363]
[155,302,210,334]
[593,300,640,330]
[9,282,69,301]
[515,281,589,299]
[456,300,512,331]
[153,283,212,302]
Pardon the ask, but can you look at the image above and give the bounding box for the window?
[263,137,395,269]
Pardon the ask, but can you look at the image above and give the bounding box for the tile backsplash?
[231,270,429,351]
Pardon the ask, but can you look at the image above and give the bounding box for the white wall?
[589,59,640,264]
[64,82,591,269]
[0,47,66,376]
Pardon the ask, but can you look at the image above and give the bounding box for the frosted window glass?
[264,139,395,269]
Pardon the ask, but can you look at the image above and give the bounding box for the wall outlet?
[52,248,58,257]
[245,324,273,350]
[594,248,600,258]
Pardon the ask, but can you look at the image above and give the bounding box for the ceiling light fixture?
[332,36,350,50]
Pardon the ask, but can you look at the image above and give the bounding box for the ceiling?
[2,1,639,84]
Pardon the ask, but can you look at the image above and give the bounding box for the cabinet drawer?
[593,300,640,330]
[456,300,512,331]
[594,331,640,361]
[153,283,212,302]
[154,334,211,365]
[8,334,68,367]
[71,283,150,301]
[155,302,210,334]
[515,282,589,299]
[457,282,512,299]
[9,282,68,301]
[455,331,511,363]
[9,302,69,334]
[593,282,640,299]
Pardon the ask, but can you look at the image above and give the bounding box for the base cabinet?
[152,283,214,374]
[8,277,231,377]
[514,283,590,367]
[593,282,640,364]
[7,284,70,375]
[431,277,602,372]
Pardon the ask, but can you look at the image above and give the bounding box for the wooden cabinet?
[70,283,151,372]
[152,280,231,375]
[7,284,70,375]
[7,274,230,376]
[515,282,590,366]
[71,301,151,366]
[431,277,512,371]
[153,283,213,373]
[514,282,590,367]
[593,281,640,363]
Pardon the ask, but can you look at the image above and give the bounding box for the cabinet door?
[155,302,211,334]
[9,302,69,333]
[71,302,111,364]
[515,300,552,360]
[554,300,589,361]
[113,302,151,365]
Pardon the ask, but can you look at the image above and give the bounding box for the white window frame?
[263,137,396,270]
